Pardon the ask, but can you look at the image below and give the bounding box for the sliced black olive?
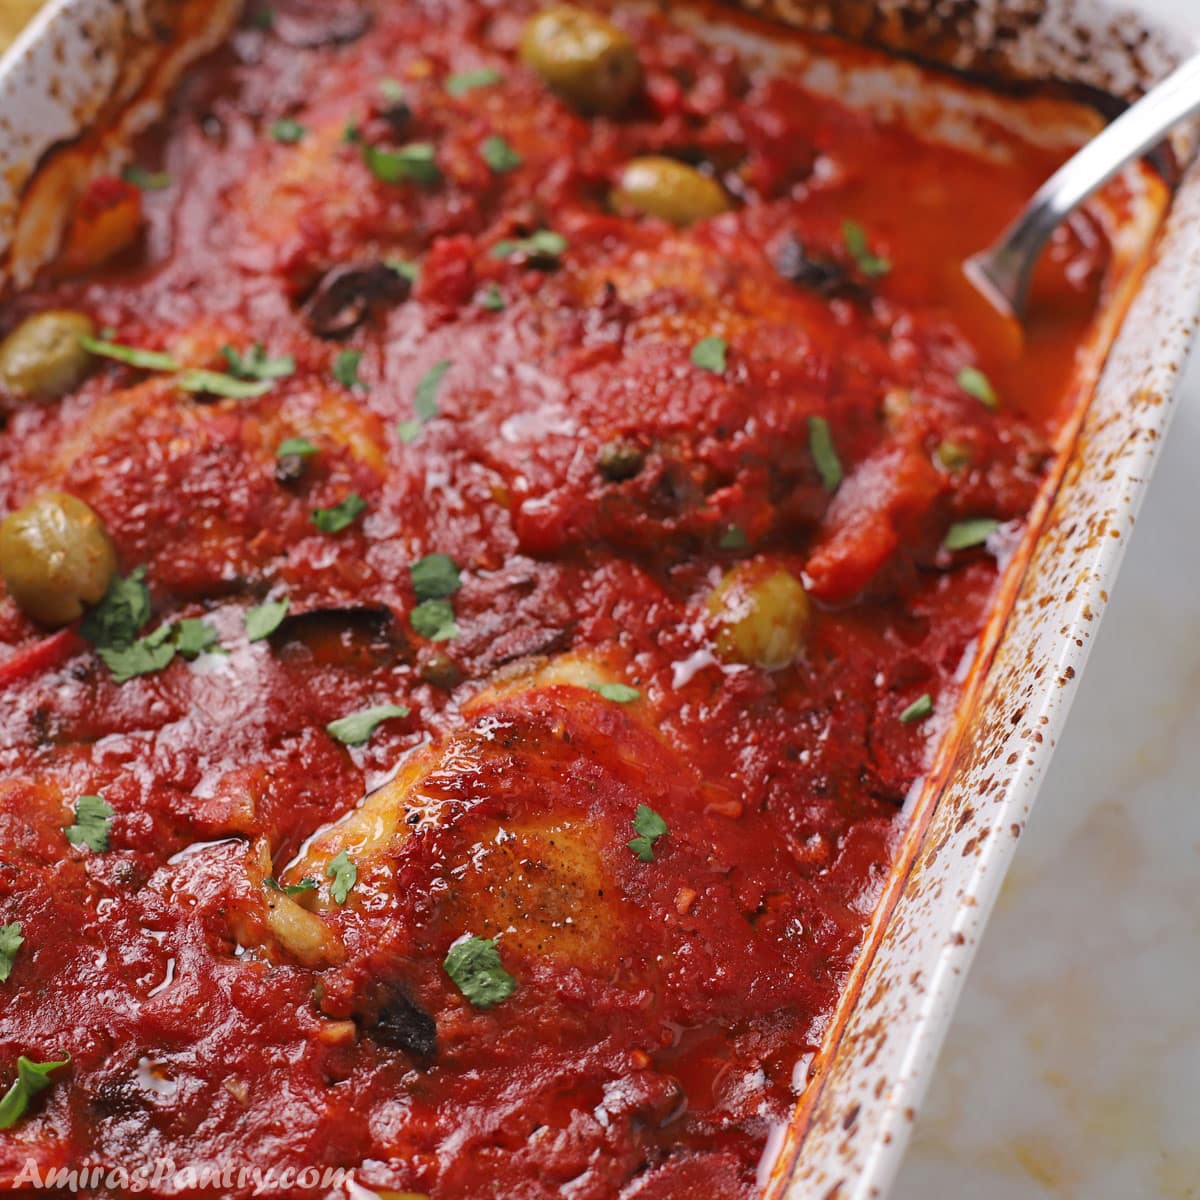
[352,978,437,1058]
[774,234,863,300]
[596,438,644,481]
[272,603,406,668]
[270,1,372,48]
[301,261,411,340]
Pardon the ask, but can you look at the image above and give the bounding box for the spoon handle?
[972,52,1200,319]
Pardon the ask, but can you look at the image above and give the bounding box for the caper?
[596,438,644,481]
[0,310,95,401]
[519,6,642,116]
[0,492,117,625]
[419,649,461,689]
[706,560,811,671]
[611,156,730,227]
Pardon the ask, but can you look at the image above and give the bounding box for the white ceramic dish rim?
[0,3,1198,1199]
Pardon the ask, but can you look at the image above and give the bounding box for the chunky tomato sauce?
[0,1,1108,1196]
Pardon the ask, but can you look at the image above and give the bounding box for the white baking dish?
[1,3,1198,1198]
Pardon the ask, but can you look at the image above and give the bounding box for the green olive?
[0,310,95,401]
[706,560,811,671]
[520,6,642,115]
[0,492,117,625]
[611,156,730,227]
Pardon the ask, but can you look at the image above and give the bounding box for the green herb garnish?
[311,493,366,534]
[808,415,843,492]
[0,1055,70,1130]
[690,336,727,374]
[957,366,999,410]
[171,618,220,660]
[899,693,934,724]
[326,850,358,904]
[245,596,290,641]
[326,703,411,747]
[628,804,668,862]
[122,165,171,191]
[842,219,891,278]
[333,349,364,389]
[443,935,516,1008]
[481,135,521,173]
[719,525,748,550]
[81,567,151,650]
[410,598,457,641]
[398,359,451,443]
[410,553,461,601]
[944,517,1000,552]
[590,682,640,703]
[446,67,502,96]
[362,142,441,186]
[222,343,295,381]
[177,369,272,399]
[79,336,178,373]
[0,924,23,984]
[269,118,306,144]
[65,794,114,853]
[490,230,566,262]
[276,437,318,459]
[265,876,318,895]
[478,283,504,311]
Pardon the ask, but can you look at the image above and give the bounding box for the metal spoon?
[966,52,1200,323]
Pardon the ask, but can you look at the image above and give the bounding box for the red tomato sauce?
[0,1,1108,1197]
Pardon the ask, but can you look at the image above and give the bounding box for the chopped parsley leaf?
[172,618,221,660]
[326,850,358,904]
[269,118,306,144]
[481,135,521,173]
[276,437,318,459]
[177,368,272,399]
[65,794,114,853]
[245,596,290,642]
[590,682,640,703]
[0,924,23,984]
[326,703,410,747]
[900,693,934,724]
[410,598,457,641]
[842,219,891,278]
[628,804,668,862]
[98,622,176,682]
[478,283,504,311]
[807,415,843,492]
[362,142,441,187]
[719,525,748,550]
[79,336,178,373]
[446,67,502,96]
[378,78,407,104]
[81,567,151,650]
[386,258,421,284]
[690,336,727,374]
[399,360,451,443]
[121,165,171,191]
[957,366,999,410]
[490,230,566,262]
[311,492,367,534]
[410,553,461,601]
[222,343,295,381]
[443,935,516,1009]
[944,517,1001,552]
[265,876,317,895]
[0,1055,70,1130]
[333,349,364,389]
